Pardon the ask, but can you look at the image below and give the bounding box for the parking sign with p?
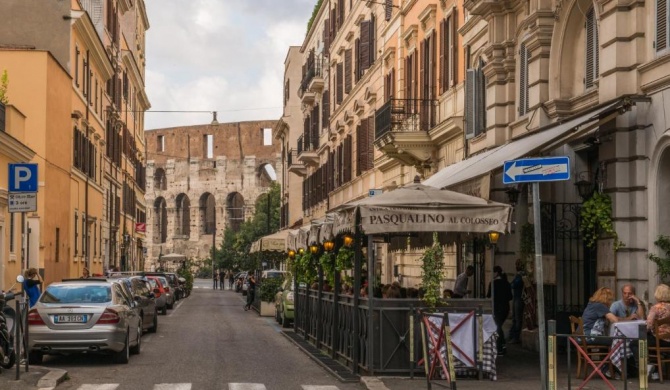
[9,163,38,192]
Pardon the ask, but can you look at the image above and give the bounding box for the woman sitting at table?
[582,287,619,345]
[630,284,670,375]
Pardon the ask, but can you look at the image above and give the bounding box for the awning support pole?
[532,182,548,390]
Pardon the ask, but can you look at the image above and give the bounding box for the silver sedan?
[27,279,142,364]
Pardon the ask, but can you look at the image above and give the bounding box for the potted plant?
[649,235,670,284]
[0,70,8,132]
[420,232,445,309]
[258,276,284,316]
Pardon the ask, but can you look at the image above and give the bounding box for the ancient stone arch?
[226,192,245,232]
[154,167,167,190]
[199,192,216,235]
[175,193,191,238]
[153,197,168,244]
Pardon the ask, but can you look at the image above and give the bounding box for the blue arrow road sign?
[9,163,38,192]
[503,156,570,184]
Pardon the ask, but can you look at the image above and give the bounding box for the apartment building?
[279,0,469,288]
[0,0,149,283]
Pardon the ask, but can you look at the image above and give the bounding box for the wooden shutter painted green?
[345,48,352,94]
[519,43,529,116]
[585,8,599,89]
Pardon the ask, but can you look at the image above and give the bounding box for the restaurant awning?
[249,229,293,253]
[423,97,639,190]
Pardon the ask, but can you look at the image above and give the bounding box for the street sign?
[8,193,37,213]
[369,189,383,197]
[503,156,570,184]
[9,163,38,192]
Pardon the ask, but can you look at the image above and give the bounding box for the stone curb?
[34,366,68,389]
[360,376,391,390]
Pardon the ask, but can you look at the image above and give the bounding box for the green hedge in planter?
[259,277,284,303]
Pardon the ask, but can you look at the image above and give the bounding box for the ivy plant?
[580,192,624,250]
[649,235,670,283]
[319,252,335,286]
[0,70,8,104]
[420,233,445,310]
[335,246,354,271]
[259,276,284,303]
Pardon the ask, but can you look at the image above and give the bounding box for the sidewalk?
[363,342,668,390]
[0,364,67,390]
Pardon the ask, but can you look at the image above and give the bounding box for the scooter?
[0,275,24,370]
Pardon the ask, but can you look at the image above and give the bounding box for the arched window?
[154,197,168,244]
[175,194,191,237]
[200,193,216,235]
[154,168,167,190]
[226,192,245,232]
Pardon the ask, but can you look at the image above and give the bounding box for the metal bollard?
[638,323,648,390]
[548,320,557,390]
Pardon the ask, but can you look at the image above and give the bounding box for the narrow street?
[38,280,363,390]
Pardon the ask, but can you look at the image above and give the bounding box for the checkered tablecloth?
[609,320,646,371]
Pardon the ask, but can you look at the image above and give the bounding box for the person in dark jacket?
[508,260,525,344]
[487,265,513,355]
[244,273,256,311]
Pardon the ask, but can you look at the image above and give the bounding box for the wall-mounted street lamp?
[309,244,320,255]
[488,231,500,246]
[323,240,335,252]
[505,187,521,206]
[342,234,354,248]
[298,248,305,255]
[288,249,296,259]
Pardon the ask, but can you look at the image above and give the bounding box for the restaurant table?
[427,312,498,380]
[609,320,646,372]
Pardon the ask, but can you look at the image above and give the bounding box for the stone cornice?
[0,131,34,162]
[71,10,114,79]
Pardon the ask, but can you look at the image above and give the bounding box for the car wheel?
[161,304,167,315]
[148,310,158,333]
[28,351,43,365]
[113,333,130,364]
[282,308,291,329]
[0,348,16,369]
[130,321,142,355]
[167,301,174,310]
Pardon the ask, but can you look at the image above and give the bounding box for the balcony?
[296,135,319,167]
[287,148,306,176]
[373,98,437,169]
[298,58,324,105]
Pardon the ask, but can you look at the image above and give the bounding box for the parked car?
[274,278,294,328]
[108,275,158,334]
[145,272,177,308]
[146,276,168,315]
[164,273,183,300]
[27,278,142,364]
[262,269,286,279]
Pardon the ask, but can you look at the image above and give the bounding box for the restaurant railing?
[295,287,492,375]
[374,98,438,140]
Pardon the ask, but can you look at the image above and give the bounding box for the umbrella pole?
[352,211,362,374]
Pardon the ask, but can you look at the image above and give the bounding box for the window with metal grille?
[584,8,599,89]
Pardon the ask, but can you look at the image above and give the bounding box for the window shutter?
[429,33,436,99]
[450,11,458,87]
[370,14,376,64]
[585,8,599,89]
[303,116,311,151]
[519,43,529,116]
[345,48,352,94]
[367,115,375,171]
[360,21,371,72]
[385,0,393,21]
[356,124,364,176]
[658,0,668,52]
[465,69,476,139]
[312,104,320,148]
[420,39,426,101]
[337,144,343,187]
[344,135,352,183]
[336,62,344,104]
[322,92,330,128]
[339,0,345,30]
[355,38,360,82]
[439,18,446,94]
[323,18,330,57]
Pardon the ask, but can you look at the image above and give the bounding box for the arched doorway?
[153,197,168,244]
[658,148,670,237]
[175,194,191,237]
[154,168,167,190]
[226,192,245,232]
[200,193,216,235]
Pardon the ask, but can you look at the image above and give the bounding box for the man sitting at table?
[610,284,645,321]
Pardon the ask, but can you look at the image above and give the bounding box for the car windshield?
[41,285,112,304]
[148,279,158,288]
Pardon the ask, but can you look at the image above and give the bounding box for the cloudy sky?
[144,0,315,130]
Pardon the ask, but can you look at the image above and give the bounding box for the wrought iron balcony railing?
[298,58,323,98]
[374,98,437,140]
[297,135,304,155]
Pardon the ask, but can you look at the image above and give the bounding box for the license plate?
[54,314,88,323]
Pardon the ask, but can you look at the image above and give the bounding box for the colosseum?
[144,120,280,271]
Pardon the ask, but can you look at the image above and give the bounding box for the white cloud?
[144,0,315,129]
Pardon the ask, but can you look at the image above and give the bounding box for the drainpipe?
[85,49,91,271]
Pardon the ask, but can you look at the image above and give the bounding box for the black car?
[108,275,158,334]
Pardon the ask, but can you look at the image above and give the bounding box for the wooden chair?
[568,315,613,379]
[649,315,670,383]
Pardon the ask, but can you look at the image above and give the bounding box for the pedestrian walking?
[23,268,43,308]
[213,271,218,290]
[487,265,512,355]
[244,273,256,311]
[226,270,234,290]
[508,260,525,344]
[219,270,225,290]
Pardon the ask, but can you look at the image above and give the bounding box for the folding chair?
[569,315,614,379]
[648,315,670,383]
